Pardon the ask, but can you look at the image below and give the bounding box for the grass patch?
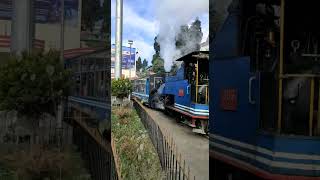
[112,106,163,179]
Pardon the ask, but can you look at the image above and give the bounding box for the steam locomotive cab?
[211,0,320,179]
[164,51,209,134]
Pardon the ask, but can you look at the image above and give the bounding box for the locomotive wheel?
[176,115,183,123]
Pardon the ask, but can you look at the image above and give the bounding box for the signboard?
[0,0,79,27]
[111,44,136,69]
[220,88,237,111]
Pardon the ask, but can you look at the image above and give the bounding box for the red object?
[178,89,184,96]
[220,88,237,111]
[64,48,96,58]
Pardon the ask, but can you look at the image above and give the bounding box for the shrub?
[114,108,131,119]
[0,145,91,180]
[111,78,132,99]
[0,50,71,117]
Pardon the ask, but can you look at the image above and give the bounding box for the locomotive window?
[280,0,320,136]
[190,59,209,105]
[257,0,320,136]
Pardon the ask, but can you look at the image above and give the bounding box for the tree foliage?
[136,57,142,73]
[170,63,179,75]
[111,78,132,99]
[175,18,203,55]
[151,54,165,75]
[151,37,166,74]
[142,59,148,70]
[153,36,160,55]
[0,51,71,117]
[151,18,203,74]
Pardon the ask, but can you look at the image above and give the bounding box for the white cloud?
[111,0,156,65]
[122,4,157,39]
[111,0,157,39]
[128,38,154,66]
[200,14,209,43]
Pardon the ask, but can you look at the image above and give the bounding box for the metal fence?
[69,107,119,180]
[133,99,195,180]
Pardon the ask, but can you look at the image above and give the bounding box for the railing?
[69,106,119,180]
[111,136,122,180]
[133,99,196,180]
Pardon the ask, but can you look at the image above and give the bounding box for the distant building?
[111,44,137,79]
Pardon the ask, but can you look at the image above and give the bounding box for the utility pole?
[128,40,133,79]
[57,0,65,140]
[115,0,123,79]
[60,0,65,64]
[11,0,34,54]
[58,0,64,179]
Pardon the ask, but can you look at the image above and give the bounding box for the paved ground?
[145,108,209,180]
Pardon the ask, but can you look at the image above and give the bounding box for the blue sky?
[111,0,209,65]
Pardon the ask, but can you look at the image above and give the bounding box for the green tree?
[111,78,132,99]
[81,0,102,32]
[142,59,148,70]
[0,51,71,118]
[154,36,160,55]
[152,56,165,75]
[175,25,189,51]
[170,63,179,75]
[175,18,203,55]
[136,57,142,72]
[151,36,166,74]
[189,18,203,50]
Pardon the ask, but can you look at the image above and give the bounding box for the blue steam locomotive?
[132,51,209,134]
[211,0,320,179]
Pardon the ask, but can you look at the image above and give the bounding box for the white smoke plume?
[155,0,209,72]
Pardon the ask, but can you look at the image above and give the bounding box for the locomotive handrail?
[249,76,256,104]
[72,110,112,154]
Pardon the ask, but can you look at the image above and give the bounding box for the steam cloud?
[155,0,209,72]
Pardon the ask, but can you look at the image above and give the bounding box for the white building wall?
[0,0,82,52]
